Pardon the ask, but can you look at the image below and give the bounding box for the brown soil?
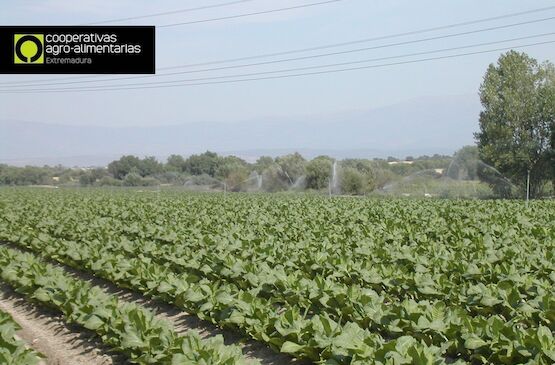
[0,241,308,365]
[58,264,307,365]
[0,285,125,365]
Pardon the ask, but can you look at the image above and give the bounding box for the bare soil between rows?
[0,241,307,365]
[0,284,125,365]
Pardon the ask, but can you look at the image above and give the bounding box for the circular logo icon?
[14,34,44,64]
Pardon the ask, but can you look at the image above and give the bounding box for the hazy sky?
[1,0,555,127]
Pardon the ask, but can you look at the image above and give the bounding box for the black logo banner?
[0,26,155,74]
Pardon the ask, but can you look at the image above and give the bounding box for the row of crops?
[0,244,251,364]
[0,307,42,364]
[0,189,553,364]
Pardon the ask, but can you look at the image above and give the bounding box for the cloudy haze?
[1,0,554,164]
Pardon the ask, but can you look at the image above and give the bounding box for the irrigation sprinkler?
[207,180,228,196]
[328,160,339,197]
[218,174,264,196]
[276,165,294,186]
[526,169,530,206]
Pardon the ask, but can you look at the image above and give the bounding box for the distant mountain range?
[0,95,480,167]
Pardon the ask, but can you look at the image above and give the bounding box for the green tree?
[540,66,555,193]
[253,156,274,173]
[108,155,141,179]
[98,176,122,186]
[305,156,333,190]
[79,173,95,186]
[225,169,250,191]
[139,156,163,177]
[261,165,289,192]
[216,156,248,179]
[340,167,366,195]
[184,151,221,177]
[166,155,186,172]
[476,51,555,198]
[108,156,162,179]
[275,152,306,186]
[123,173,143,187]
[341,159,379,192]
[215,156,250,191]
[448,146,479,180]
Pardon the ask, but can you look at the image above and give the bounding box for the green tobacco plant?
[0,189,553,364]
[0,245,252,365]
[0,310,42,365]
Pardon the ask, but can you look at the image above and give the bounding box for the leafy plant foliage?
[0,245,251,365]
[0,310,42,365]
[0,189,553,364]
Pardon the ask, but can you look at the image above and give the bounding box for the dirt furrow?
[0,241,305,365]
[63,269,303,365]
[0,284,124,365]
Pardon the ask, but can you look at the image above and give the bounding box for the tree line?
[0,51,553,198]
[0,152,452,194]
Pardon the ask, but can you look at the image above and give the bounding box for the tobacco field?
[0,188,553,364]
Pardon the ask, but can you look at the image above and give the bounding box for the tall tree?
[305,156,333,190]
[475,51,555,198]
[108,155,162,179]
[184,151,221,177]
[275,153,306,185]
[540,65,555,193]
[166,155,186,172]
[107,155,142,179]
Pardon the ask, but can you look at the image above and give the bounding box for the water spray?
[526,169,530,206]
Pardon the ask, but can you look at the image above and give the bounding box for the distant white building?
[388,161,414,165]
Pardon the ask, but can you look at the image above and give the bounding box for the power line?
[158,5,555,67]
[0,0,343,86]
[4,39,553,93]
[87,0,342,27]
[158,0,342,28]
[1,5,554,86]
[6,16,555,89]
[88,0,260,25]
[18,34,555,88]
[80,33,555,84]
